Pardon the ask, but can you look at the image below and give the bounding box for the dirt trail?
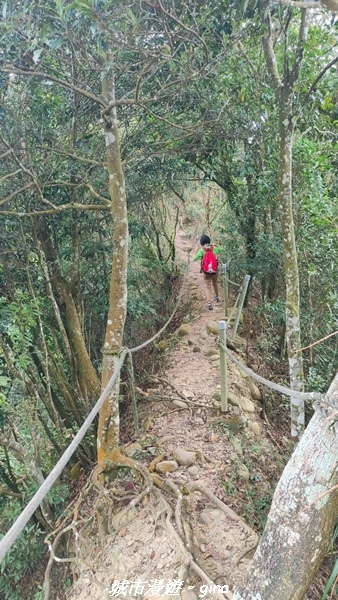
[67,228,264,600]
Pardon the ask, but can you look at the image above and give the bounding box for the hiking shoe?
[207,302,213,311]
[214,295,220,302]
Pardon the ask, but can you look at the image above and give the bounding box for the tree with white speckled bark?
[261,0,308,442]
[233,372,338,599]
[97,59,129,468]
[278,0,338,10]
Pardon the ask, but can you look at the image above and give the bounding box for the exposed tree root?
[91,448,155,537]
[43,452,259,599]
[265,425,284,453]
[152,376,197,404]
[43,525,75,600]
[186,481,247,523]
[155,490,232,600]
[148,454,164,472]
[142,392,211,409]
[233,541,258,566]
[158,406,193,418]
[174,479,259,566]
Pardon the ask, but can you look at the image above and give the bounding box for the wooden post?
[219,320,228,412]
[221,263,229,318]
[231,274,251,340]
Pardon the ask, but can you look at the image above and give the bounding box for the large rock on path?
[177,324,192,337]
[172,448,197,467]
[155,460,178,473]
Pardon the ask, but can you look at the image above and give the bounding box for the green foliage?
[321,557,338,600]
[222,477,237,496]
[0,476,69,599]
[0,375,10,388]
[125,212,181,353]
[242,491,271,532]
[254,299,285,360]
[0,523,45,600]
[305,366,330,394]
[250,230,282,293]
[0,294,39,369]
[293,136,338,390]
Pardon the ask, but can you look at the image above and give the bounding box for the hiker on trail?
[193,234,223,311]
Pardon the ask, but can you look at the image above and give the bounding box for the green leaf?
[33,49,43,64]
[2,1,7,19]
[49,38,64,50]
[0,376,10,388]
[125,7,138,25]
[65,0,94,15]
[55,0,64,18]
[321,557,338,599]
[243,0,250,14]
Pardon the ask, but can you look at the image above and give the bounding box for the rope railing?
[225,277,241,287]
[130,256,189,353]
[0,259,190,563]
[218,338,325,403]
[0,350,127,562]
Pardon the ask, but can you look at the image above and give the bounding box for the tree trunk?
[279,91,305,441]
[37,222,100,407]
[262,2,308,442]
[97,60,128,467]
[233,373,338,600]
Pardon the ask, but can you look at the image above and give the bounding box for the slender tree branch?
[154,0,210,62]
[0,203,111,216]
[0,67,105,106]
[42,149,105,167]
[0,149,12,160]
[278,0,323,8]
[302,54,338,107]
[0,169,22,183]
[167,181,185,203]
[23,225,64,436]
[85,182,111,205]
[2,65,209,118]
[0,487,22,498]
[261,1,282,96]
[0,184,35,206]
[1,138,58,210]
[290,9,309,86]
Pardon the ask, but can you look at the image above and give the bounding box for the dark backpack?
[201,245,218,274]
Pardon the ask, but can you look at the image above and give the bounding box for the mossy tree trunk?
[97,60,128,467]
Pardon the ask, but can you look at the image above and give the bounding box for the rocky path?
[67,229,266,600]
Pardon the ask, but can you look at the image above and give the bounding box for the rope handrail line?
[0,350,127,563]
[0,259,190,562]
[300,329,338,352]
[130,257,189,354]
[225,277,241,287]
[218,339,325,403]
